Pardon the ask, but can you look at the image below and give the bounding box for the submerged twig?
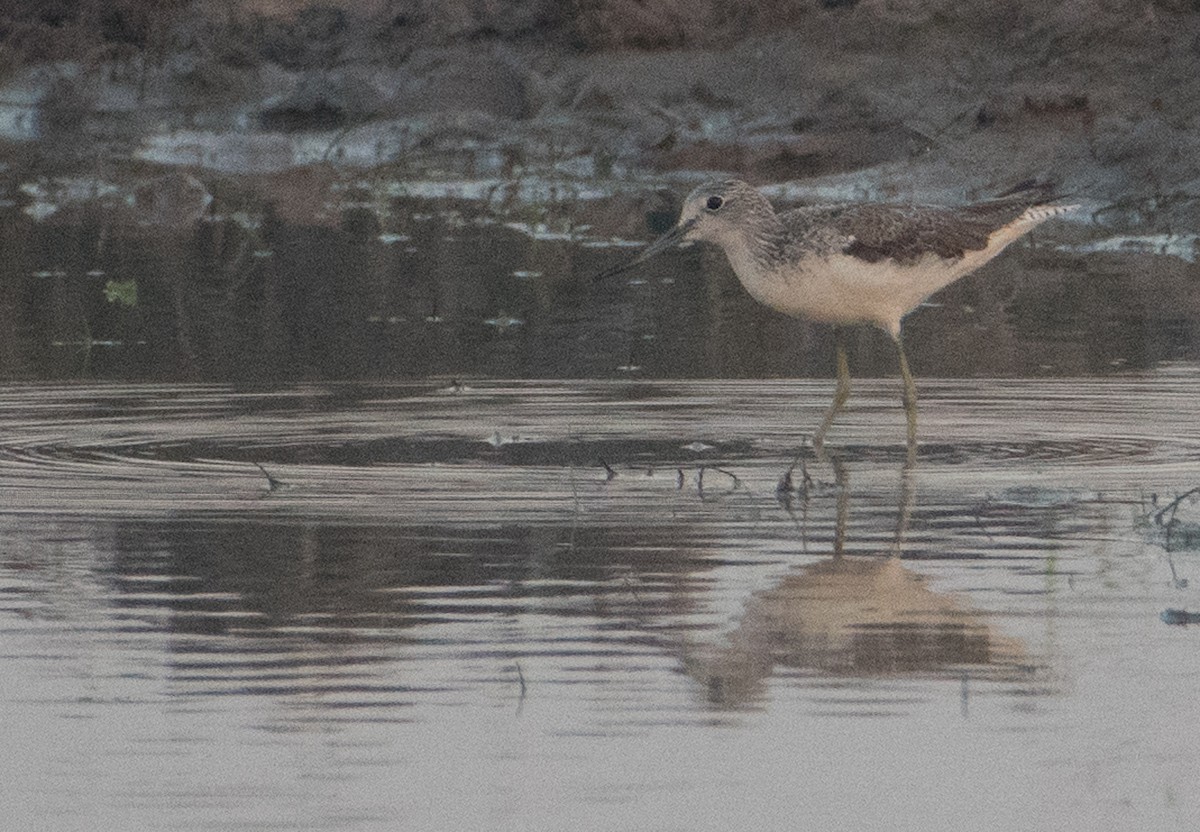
[620,573,643,603]
[970,495,996,541]
[697,465,740,489]
[1140,486,1200,552]
[514,660,528,715]
[254,462,285,492]
[696,465,742,500]
[1150,487,1200,527]
[1166,551,1189,590]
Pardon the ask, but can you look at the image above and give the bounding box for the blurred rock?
[130,172,214,227]
[35,71,91,139]
[0,0,1197,231]
[259,70,385,131]
[397,47,536,120]
[254,5,352,70]
[380,0,564,43]
[572,187,680,239]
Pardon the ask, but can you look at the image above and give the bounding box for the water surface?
[2,186,1197,382]
[4,173,1200,829]
[3,373,1200,830]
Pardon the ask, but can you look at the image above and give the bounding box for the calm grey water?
[3,178,1200,829]
[3,372,1200,831]
[2,184,1198,383]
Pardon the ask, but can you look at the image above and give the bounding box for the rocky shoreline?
[1,1,1199,241]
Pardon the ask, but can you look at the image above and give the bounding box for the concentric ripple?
[1,373,1198,524]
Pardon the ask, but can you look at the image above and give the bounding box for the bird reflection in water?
[683,458,1028,708]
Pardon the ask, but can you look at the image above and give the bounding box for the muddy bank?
[3,3,1200,385]
[1,1,1199,237]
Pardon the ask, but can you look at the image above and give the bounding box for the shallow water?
[4,178,1200,828]
[3,371,1200,831]
[2,188,1198,383]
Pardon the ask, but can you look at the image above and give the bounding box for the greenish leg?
[832,456,849,556]
[893,454,916,554]
[895,335,918,463]
[813,329,851,461]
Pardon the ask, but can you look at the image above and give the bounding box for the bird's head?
[593,179,772,280]
[674,179,774,247]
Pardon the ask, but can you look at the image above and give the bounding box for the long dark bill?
[592,217,697,282]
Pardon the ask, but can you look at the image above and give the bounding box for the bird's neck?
[719,212,789,280]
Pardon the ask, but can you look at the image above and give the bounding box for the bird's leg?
[892,453,916,554]
[894,334,918,463]
[832,455,849,556]
[812,328,851,462]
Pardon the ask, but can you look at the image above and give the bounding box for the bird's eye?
[706,195,723,211]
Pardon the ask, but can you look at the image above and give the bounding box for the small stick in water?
[514,661,528,715]
[254,462,285,492]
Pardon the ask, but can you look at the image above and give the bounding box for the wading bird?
[597,179,1076,459]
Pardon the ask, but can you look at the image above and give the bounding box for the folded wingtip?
[993,179,1086,208]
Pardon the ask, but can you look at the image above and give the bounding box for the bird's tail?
[1019,201,1079,223]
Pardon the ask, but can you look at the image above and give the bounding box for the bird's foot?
[776,444,817,500]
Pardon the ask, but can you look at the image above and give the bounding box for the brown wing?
[835,183,1059,265]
